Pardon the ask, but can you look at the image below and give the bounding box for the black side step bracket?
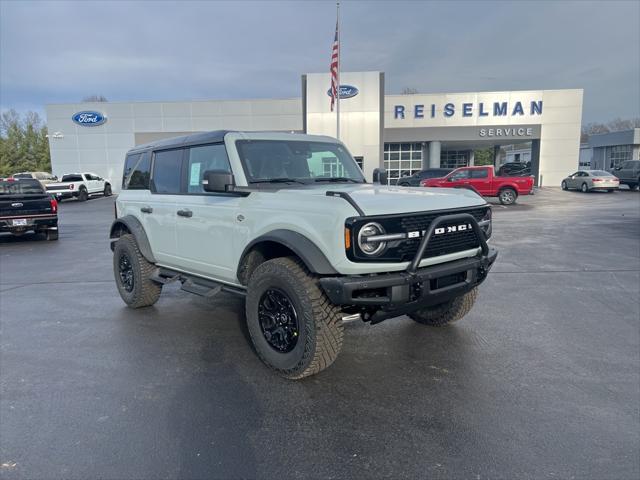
[151,267,246,298]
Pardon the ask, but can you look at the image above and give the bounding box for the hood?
[279,184,486,216]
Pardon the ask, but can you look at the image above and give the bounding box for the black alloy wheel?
[258,288,299,353]
[118,253,135,292]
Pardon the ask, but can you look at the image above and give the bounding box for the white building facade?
[46,71,583,191]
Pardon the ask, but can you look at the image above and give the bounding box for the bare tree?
[581,117,640,143]
[82,95,108,102]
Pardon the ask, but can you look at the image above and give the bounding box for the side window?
[127,153,151,190]
[449,169,470,181]
[152,149,183,194]
[470,169,489,179]
[186,144,231,193]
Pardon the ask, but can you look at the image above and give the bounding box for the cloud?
[1,0,638,123]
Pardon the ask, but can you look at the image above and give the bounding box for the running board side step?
[151,267,246,298]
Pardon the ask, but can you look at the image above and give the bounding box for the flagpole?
[336,1,340,140]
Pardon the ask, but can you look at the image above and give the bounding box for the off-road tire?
[104,184,112,196]
[113,234,161,308]
[498,187,517,205]
[561,181,568,191]
[581,182,589,193]
[45,229,58,241]
[77,188,88,202]
[246,257,344,380]
[408,288,478,326]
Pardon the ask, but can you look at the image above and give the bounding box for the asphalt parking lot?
[1,188,639,479]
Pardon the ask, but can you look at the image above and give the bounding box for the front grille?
[397,226,479,261]
[346,206,488,263]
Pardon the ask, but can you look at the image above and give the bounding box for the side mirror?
[203,170,235,192]
[372,168,388,185]
[614,166,622,171]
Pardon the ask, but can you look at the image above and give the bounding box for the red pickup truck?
[421,166,534,205]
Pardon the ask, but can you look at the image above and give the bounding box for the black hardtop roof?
[128,130,232,154]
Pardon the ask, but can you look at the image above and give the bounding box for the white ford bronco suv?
[110,131,497,379]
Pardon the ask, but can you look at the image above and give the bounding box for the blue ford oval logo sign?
[327,85,359,99]
[72,111,107,126]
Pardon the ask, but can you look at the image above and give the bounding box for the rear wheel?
[498,188,517,205]
[246,257,343,379]
[113,234,161,308]
[77,188,88,202]
[581,182,589,193]
[409,288,478,326]
[104,184,112,196]
[45,229,58,241]
[561,181,568,191]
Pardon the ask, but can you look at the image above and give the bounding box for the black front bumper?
[319,212,498,323]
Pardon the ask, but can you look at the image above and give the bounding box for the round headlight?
[357,222,386,256]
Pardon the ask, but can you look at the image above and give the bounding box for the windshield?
[12,173,32,179]
[236,140,365,184]
[590,170,614,176]
[0,180,45,195]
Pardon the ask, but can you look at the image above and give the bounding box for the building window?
[607,145,632,169]
[441,150,469,169]
[384,143,422,184]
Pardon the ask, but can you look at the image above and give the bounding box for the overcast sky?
[1,0,638,124]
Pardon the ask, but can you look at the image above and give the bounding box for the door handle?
[177,209,193,218]
[140,206,153,214]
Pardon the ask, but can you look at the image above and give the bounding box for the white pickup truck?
[46,172,112,201]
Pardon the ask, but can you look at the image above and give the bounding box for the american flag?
[330,20,339,112]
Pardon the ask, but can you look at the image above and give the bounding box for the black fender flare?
[238,229,338,277]
[109,215,156,263]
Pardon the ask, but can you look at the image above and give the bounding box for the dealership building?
[46,71,583,191]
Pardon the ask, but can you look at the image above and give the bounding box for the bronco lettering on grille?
[408,223,473,238]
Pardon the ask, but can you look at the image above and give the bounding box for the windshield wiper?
[249,177,308,185]
[314,177,361,183]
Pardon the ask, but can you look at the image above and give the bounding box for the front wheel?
[561,181,568,191]
[104,184,112,196]
[581,183,589,193]
[409,288,478,326]
[246,257,344,380]
[498,188,517,205]
[113,234,161,308]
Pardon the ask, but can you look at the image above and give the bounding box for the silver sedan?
[561,170,620,192]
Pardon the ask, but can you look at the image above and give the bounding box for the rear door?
[468,168,491,195]
[143,148,183,265]
[173,143,242,282]
[83,173,99,193]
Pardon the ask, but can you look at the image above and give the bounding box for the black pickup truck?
[0,178,59,240]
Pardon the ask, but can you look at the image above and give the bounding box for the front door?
[173,143,241,283]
